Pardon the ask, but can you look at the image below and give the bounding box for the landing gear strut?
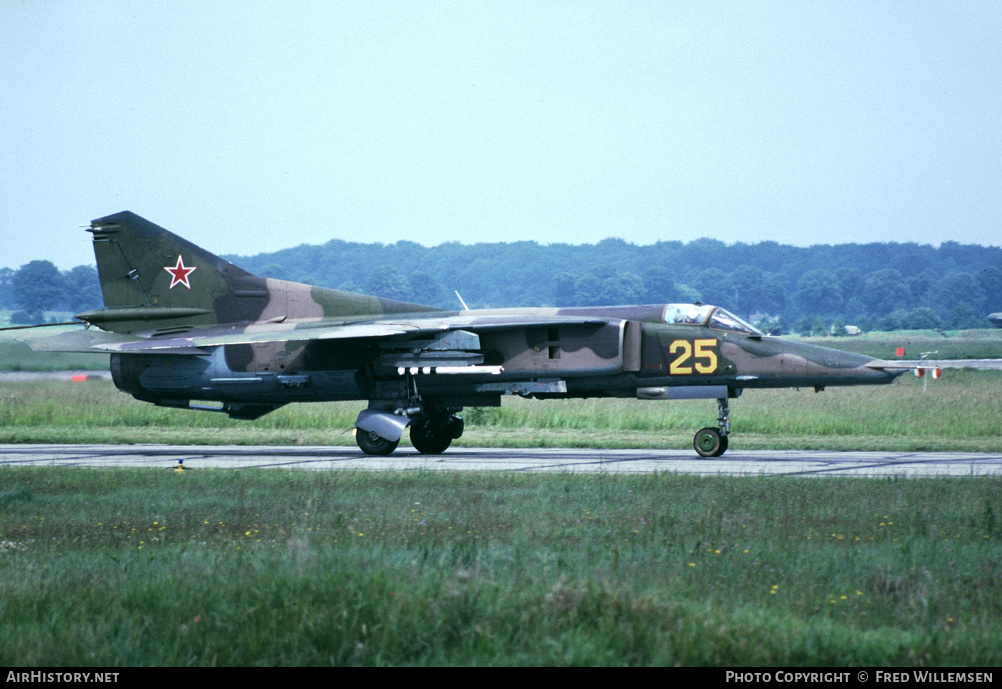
[693,397,731,458]
[354,370,464,456]
[356,409,464,456]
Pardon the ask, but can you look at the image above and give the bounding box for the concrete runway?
[2,444,1001,477]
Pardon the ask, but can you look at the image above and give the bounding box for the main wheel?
[694,427,727,458]
[409,418,454,455]
[356,428,400,456]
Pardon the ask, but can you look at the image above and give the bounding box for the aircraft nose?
[860,357,912,383]
[794,342,903,385]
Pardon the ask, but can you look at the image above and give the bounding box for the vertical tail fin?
[81,211,444,334]
[84,211,269,331]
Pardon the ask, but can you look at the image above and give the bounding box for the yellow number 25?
[669,339,718,375]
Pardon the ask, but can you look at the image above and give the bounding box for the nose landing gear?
[693,397,731,458]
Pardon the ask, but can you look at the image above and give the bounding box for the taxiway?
[2,444,1000,477]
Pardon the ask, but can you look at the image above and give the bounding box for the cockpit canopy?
[662,304,763,336]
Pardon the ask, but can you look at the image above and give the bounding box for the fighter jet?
[21,212,928,457]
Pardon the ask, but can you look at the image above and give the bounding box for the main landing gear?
[355,428,400,456]
[354,408,464,456]
[693,397,731,458]
[408,412,465,455]
[354,370,464,456]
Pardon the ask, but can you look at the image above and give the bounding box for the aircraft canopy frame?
[662,304,763,336]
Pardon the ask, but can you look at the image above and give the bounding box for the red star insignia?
[164,255,197,289]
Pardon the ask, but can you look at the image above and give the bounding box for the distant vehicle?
[13,212,933,457]
[989,313,1002,328]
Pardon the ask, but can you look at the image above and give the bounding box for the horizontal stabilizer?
[7,325,140,354]
[90,321,421,353]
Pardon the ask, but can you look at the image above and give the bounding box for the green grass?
[2,369,1000,451]
[1,469,999,665]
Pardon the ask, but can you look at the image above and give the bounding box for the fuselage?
[110,303,899,413]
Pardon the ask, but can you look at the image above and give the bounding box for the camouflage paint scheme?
[30,212,909,456]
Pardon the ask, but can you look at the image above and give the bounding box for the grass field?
[1,469,1000,666]
[1,368,1000,451]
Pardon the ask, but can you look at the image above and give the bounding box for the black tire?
[694,427,726,458]
[356,428,400,456]
[409,418,454,455]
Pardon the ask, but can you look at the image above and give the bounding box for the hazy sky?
[2,1,1000,270]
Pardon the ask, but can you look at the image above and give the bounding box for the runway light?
[175,459,185,473]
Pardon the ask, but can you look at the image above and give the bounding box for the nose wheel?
[693,427,728,457]
[693,397,731,458]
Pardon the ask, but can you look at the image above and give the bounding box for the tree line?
[3,237,1000,333]
[232,236,1002,332]
[0,262,101,325]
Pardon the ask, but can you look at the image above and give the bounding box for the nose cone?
[794,341,902,385]
[732,337,902,387]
